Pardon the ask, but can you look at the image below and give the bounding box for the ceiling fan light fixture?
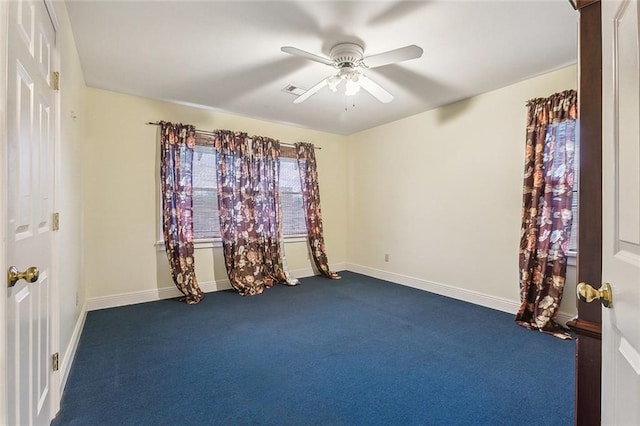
[345,79,361,96]
[327,74,342,92]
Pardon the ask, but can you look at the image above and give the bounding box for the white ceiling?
[65,0,578,135]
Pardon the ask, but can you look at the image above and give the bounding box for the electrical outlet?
[384,254,390,262]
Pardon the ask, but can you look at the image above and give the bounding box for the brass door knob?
[577,282,613,308]
[7,266,39,288]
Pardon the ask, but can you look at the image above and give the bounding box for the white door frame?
[0,0,10,423]
[47,0,62,416]
[1,0,61,422]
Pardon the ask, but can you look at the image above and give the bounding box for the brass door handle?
[7,266,39,288]
[577,282,613,308]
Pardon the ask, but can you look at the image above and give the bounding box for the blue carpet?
[52,272,574,425]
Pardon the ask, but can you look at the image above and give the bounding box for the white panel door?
[601,0,640,424]
[6,0,55,425]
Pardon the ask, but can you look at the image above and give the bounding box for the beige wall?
[53,0,86,374]
[83,89,348,300]
[82,66,578,319]
[346,65,579,318]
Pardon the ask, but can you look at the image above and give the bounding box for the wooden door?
[5,0,56,424]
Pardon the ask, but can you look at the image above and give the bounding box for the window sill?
[156,234,308,250]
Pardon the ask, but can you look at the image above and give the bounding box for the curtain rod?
[146,122,320,150]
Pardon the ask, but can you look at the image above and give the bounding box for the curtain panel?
[515,90,577,339]
[251,136,300,287]
[159,121,204,304]
[213,131,297,295]
[295,142,340,279]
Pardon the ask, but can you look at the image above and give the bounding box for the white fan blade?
[281,46,334,66]
[363,45,423,69]
[294,77,330,104]
[358,75,394,103]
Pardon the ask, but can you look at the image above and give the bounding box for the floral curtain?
[252,137,300,287]
[159,121,204,304]
[214,131,297,295]
[515,90,577,339]
[295,142,340,280]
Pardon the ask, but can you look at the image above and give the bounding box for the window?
[279,157,307,235]
[192,144,220,239]
[190,143,306,240]
[568,140,579,254]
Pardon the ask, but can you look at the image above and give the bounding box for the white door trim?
[44,0,61,416]
[0,1,9,424]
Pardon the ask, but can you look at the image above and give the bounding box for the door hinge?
[52,72,60,91]
[52,212,60,231]
[52,353,59,371]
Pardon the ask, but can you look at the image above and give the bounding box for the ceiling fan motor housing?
[329,43,364,68]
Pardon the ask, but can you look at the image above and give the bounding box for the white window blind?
[192,144,220,239]
[280,157,307,235]
[568,143,579,253]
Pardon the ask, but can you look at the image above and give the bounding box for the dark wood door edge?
[578,0,600,10]
[567,318,602,340]
[568,0,599,10]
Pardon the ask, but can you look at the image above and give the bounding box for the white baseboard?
[345,263,574,326]
[332,262,348,272]
[86,262,348,311]
[289,267,316,279]
[86,279,233,311]
[290,262,347,280]
[346,263,520,313]
[556,312,575,327]
[59,302,87,394]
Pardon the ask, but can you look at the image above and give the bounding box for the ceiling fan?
[281,42,423,104]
